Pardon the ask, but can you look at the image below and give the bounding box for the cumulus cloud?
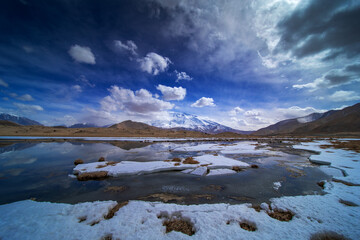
[100,86,174,115]
[72,85,82,93]
[138,52,171,75]
[114,40,138,55]
[13,103,43,112]
[244,110,260,116]
[0,79,8,87]
[229,107,244,116]
[156,84,186,101]
[16,94,34,101]
[68,45,96,64]
[174,70,193,82]
[328,90,360,102]
[191,97,215,107]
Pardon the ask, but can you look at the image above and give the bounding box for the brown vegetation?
[267,209,294,221]
[77,171,108,181]
[104,201,128,219]
[239,221,257,232]
[98,157,105,162]
[183,157,199,164]
[232,166,243,172]
[320,140,360,153]
[251,164,259,168]
[138,193,185,203]
[310,231,350,240]
[171,157,181,162]
[104,186,128,193]
[74,159,84,165]
[163,219,195,236]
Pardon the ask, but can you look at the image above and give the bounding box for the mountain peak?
[0,113,42,126]
[148,112,251,134]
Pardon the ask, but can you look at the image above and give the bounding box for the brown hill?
[254,103,360,136]
[109,120,158,130]
[0,120,21,126]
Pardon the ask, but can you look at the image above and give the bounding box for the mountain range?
[147,112,252,134]
[1,102,359,136]
[0,113,42,126]
[254,103,360,135]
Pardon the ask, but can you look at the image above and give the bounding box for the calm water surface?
[0,140,330,205]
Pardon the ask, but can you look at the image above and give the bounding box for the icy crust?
[173,141,272,155]
[73,154,250,177]
[1,184,359,240]
[293,140,360,184]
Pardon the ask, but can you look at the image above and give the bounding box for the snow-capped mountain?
[0,113,42,126]
[148,112,251,134]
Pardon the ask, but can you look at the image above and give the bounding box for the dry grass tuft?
[163,219,195,236]
[239,221,257,232]
[174,163,180,166]
[74,159,84,165]
[104,201,129,220]
[310,231,350,240]
[267,209,294,221]
[98,157,105,162]
[232,166,243,172]
[77,171,108,181]
[320,140,360,153]
[183,157,199,164]
[251,164,259,168]
[171,157,181,162]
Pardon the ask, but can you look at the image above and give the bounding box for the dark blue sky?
[0,0,359,130]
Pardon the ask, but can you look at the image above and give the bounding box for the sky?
[0,0,359,130]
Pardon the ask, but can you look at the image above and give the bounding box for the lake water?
[0,140,330,205]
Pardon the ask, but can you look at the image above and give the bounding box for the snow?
[1,139,360,239]
[73,154,249,177]
[207,168,237,176]
[174,141,275,155]
[273,182,281,191]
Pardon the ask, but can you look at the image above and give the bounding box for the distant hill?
[0,120,20,126]
[254,103,360,135]
[109,120,158,130]
[0,113,42,126]
[148,112,252,134]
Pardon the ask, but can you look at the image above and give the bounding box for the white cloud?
[191,97,215,107]
[156,84,186,101]
[0,79,8,87]
[68,45,96,64]
[174,70,193,82]
[16,94,34,101]
[138,52,171,75]
[229,106,244,116]
[13,103,43,112]
[328,91,360,102]
[100,86,174,114]
[72,85,82,93]
[114,40,138,55]
[244,110,260,116]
